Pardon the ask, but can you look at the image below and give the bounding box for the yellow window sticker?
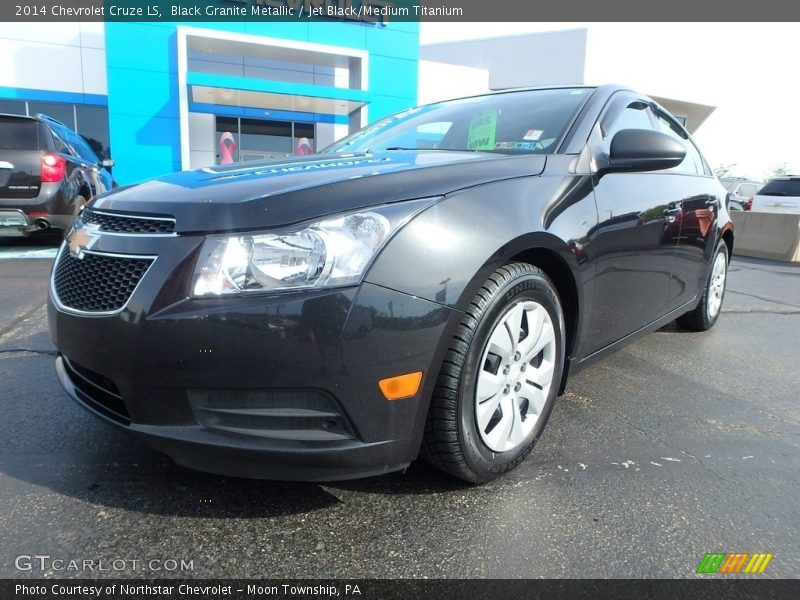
[467,109,498,151]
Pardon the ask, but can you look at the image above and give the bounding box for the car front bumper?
[48,235,455,481]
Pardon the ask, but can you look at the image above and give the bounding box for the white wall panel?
[81,47,107,95]
[0,39,83,93]
[79,22,105,50]
[0,23,106,95]
[0,23,82,46]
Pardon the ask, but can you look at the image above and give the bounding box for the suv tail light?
[744,197,753,211]
[41,152,66,183]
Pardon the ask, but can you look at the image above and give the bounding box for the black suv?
[0,112,115,237]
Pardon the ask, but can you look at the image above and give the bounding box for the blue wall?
[105,21,419,185]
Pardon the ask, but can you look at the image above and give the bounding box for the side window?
[50,127,75,156]
[654,113,705,176]
[68,131,100,163]
[601,103,657,155]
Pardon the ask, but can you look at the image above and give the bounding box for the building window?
[0,99,26,115]
[76,105,111,160]
[213,115,316,165]
[28,101,76,129]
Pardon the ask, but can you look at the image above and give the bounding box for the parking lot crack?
[725,289,800,310]
[0,348,57,357]
[722,310,800,315]
[600,405,736,484]
[0,303,47,342]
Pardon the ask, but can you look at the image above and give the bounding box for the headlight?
[192,199,435,296]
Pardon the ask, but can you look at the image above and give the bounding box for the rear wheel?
[422,263,565,483]
[676,240,729,331]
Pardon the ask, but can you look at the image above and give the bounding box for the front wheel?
[676,240,729,331]
[421,263,565,483]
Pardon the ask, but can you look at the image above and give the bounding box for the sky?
[419,23,799,181]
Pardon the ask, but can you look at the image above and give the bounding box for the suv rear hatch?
[0,115,48,199]
[752,178,800,214]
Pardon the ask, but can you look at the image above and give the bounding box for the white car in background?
[750,177,800,214]
[720,177,762,211]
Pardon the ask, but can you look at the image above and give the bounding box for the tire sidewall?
[457,269,565,478]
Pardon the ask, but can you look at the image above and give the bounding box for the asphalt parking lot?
[0,236,798,579]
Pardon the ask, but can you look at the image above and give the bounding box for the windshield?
[326,88,593,155]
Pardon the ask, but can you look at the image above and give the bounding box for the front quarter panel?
[365,172,598,358]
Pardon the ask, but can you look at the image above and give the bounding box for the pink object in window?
[218,132,237,164]
[296,137,314,156]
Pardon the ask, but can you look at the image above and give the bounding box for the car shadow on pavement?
[0,444,343,519]
[2,341,469,527]
[326,461,472,496]
[0,231,62,248]
[1,443,469,520]
[0,407,469,522]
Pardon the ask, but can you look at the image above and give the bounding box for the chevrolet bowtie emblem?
[68,220,101,259]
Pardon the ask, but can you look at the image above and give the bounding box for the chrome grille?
[80,210,175,234]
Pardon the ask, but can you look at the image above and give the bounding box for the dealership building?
[0,19,419,184]
[1,21,715,187]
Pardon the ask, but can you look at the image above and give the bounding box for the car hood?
[90,150,547,233]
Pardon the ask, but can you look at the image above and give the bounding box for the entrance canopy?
[189,83,366,119]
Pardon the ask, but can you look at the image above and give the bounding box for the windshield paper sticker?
[523,129,543,141]
[467,109,498,151]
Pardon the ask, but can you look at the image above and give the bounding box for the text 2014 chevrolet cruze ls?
[48,86,733,483]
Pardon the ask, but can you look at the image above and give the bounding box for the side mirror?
[101,159,115,169]
[600,129,686,174]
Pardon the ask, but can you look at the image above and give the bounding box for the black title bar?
[3,0,800,22]
[4,579,800,600]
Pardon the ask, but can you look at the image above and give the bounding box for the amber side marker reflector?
[379,371,423,400]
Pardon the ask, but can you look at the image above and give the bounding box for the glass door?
[215,116,316,165]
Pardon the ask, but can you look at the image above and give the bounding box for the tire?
[421,262,565,483]
[676,240,729,331]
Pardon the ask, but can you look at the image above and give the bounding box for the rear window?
[758,179,800,197]
[0,117,39,150]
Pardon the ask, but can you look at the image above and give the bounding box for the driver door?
[583,99,683,355]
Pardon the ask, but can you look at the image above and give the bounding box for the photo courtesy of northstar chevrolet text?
[0,0,798,592]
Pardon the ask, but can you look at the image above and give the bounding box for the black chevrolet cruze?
[48,86,733,483]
